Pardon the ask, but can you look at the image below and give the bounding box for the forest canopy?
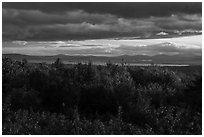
[2,57,202,135]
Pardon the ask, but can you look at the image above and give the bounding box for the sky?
[2,2,202,41]
[3,35,202,56]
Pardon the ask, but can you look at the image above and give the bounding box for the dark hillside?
[2,57,202,135]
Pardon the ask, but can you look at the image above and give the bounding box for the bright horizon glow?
[2,35,202,56]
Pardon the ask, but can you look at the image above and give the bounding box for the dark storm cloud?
[2,2,202,41]
[3,2,202,18]
[2,8,117,27]
[149,14,202,31]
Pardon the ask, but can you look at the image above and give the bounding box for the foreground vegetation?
[2,57,202,135]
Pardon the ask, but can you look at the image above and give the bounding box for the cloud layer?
[3,35,202,56]
[2,3,202,40]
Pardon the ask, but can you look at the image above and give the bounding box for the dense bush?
[2,57,202,135]
[2,107,155,135]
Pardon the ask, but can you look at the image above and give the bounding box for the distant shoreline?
[3,53,201,66]
[26,60,191,67]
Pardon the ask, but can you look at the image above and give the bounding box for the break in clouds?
[2,3,202,40]
[3,35,202,56]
